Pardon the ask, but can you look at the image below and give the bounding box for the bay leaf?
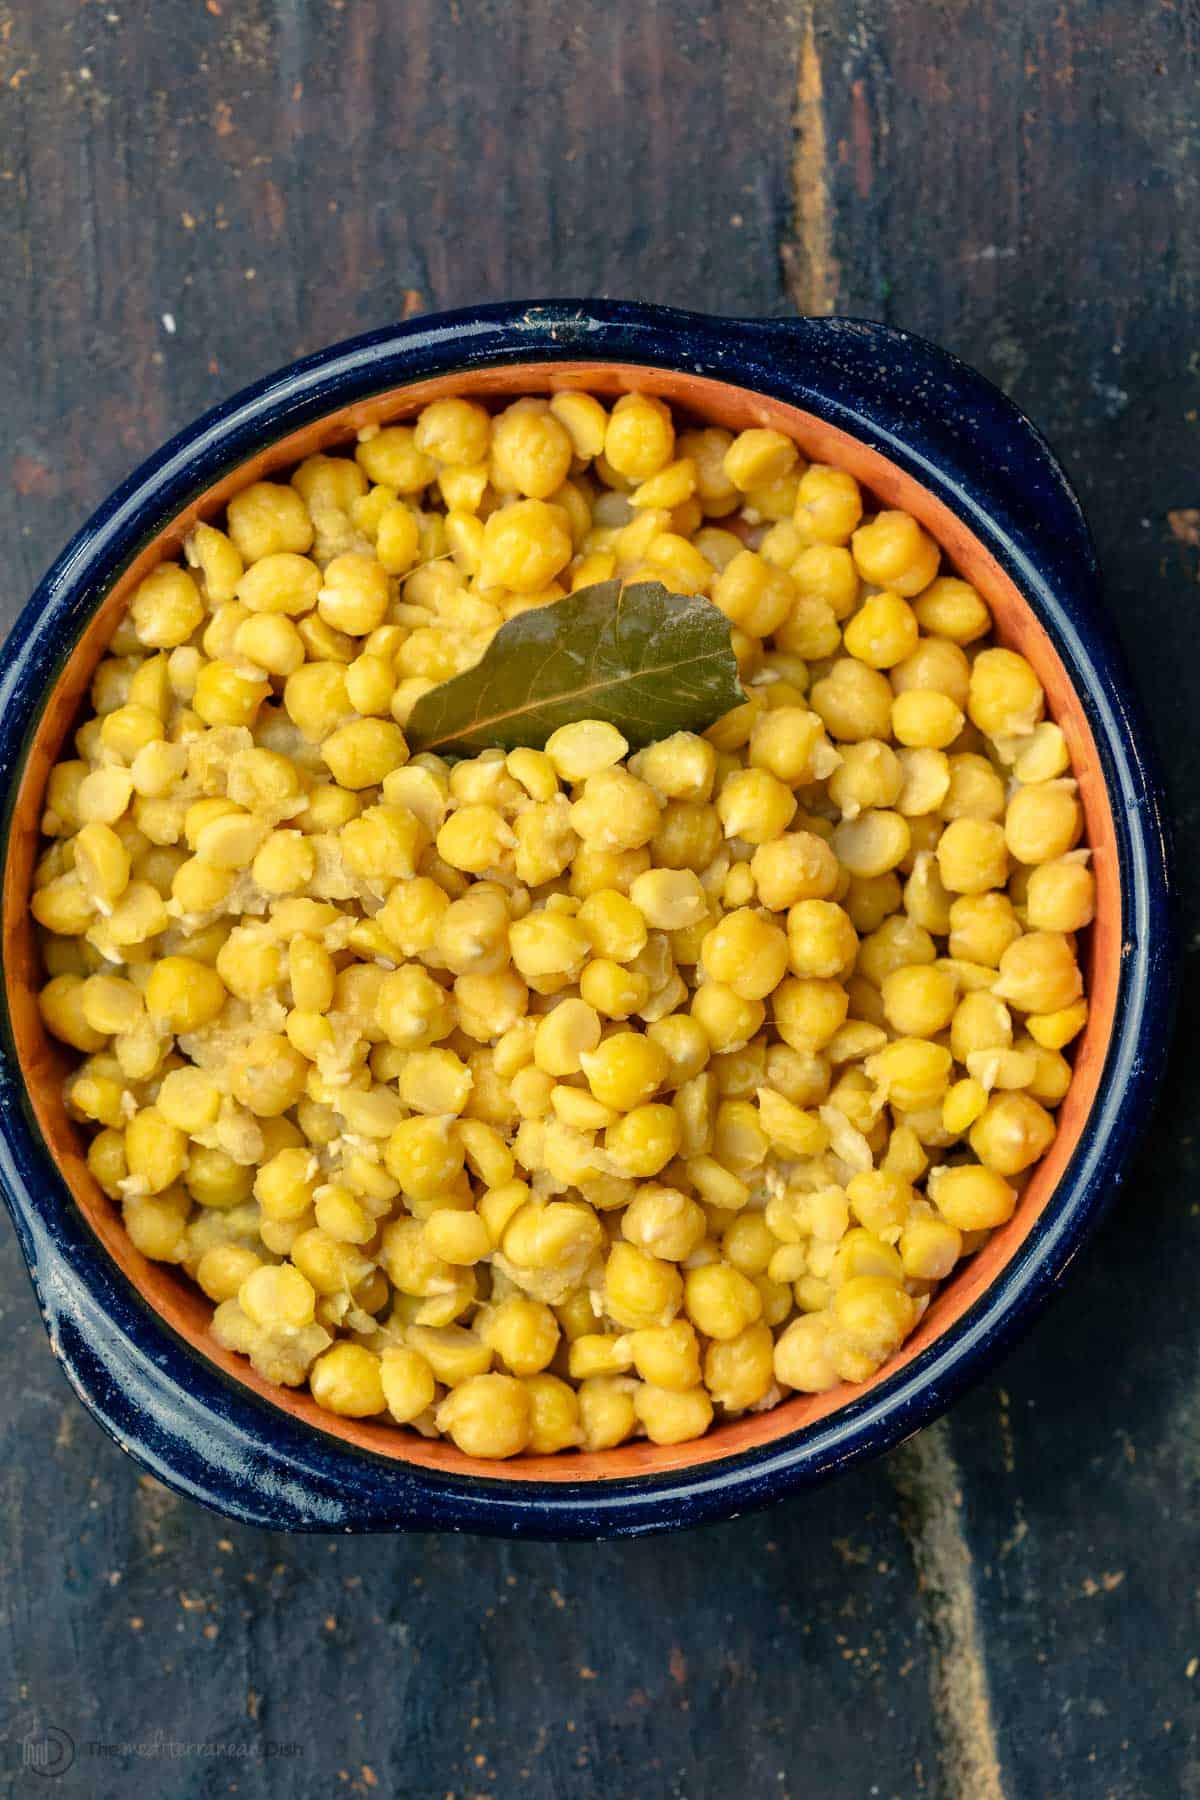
[405,579,745,757]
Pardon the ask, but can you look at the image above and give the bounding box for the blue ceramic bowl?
[0,302,1174,1537]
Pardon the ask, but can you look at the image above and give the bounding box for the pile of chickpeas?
[31,386,1093,1459]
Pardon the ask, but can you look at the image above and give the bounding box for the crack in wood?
[892,1422,1006,1800]
[781,2,839,317]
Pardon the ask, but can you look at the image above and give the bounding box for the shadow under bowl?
[0,302,1174,1536]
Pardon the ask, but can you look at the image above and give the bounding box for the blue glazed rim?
[0,301,1174,1537]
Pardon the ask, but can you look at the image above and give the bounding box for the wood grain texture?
[815,7,1200,1796]
[1,1,1198,1795]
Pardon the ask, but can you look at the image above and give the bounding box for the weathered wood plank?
[817,3,1200,1795]
[3,1328,939,1796]
[0,0,798,602]
[2,1,1198,1794]
[0,5,937,1798]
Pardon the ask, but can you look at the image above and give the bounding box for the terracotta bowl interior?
[3,361,1120,1485]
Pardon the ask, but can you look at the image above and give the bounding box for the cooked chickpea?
[521,1373,581,1453]
[630,731,716,802]
[412,395,491,466]
[686,982,759,1055]
[322,718,409,790]
[185,522,244,603]
[968,1092,1057,1175]
[509,909,590,987]
[715,768,796,845]
[231,1034,309,1117]
[930,1163,1018,1229]
[579,958,649,1020]
[604,1240,683,1329]
[833,809,911,879]
[892,689,964,750]
[651,799,722,871]
[794,465,862,544]
[1025,858,1095,933]
[748,706,831,787]
[543,390,606,460]
[684,1262,763,1341]
[131,565,205,648]
[317,552,390,636]
[1008,722,1071,783]
[625,1319,700,1392]
[570,767,661,851]
[993,930,1083,1015]
[772,976,849,1051]
[236,551,321,618]
[843,591,919,668]
[828,740,900,816]
[284,661,352,741]
[568,893,642,970]
[704,1323,775,1411]
[936,817,1008,894]
[355,425,435,494]
[1004,780,1081,865]
[865,1037,953,1111]
[913,577,991,643]
[750,830,839,910]
[487,399,573,498]
[851,511,939,595]
[531,997,599,1078]
[785,900,857,980]
[481,498,572,591]
[712,550,796,638]
[968,647,1044,737]
[833,1277,917,1372]
[698,908,787,1003]
[436,1373,532,1458]
[634,1382,714,1445]
[769,1313,835,1391]
[310,1343,385,1418]
[629,867,707,930]
[723,428,798,492]
[881,962,957,1036]
[572,1376,634,1450]
[810,658,894,742]
[379,1347,437,1425]
[604,393,675,482]
[227,482,314,561]
[145,956,227,1033]
[605,1103,680,1178]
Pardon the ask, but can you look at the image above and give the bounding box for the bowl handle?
[0,1185,410,1530]
[737,314,1099,600]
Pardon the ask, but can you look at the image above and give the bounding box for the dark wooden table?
[1,5,1196,1795]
